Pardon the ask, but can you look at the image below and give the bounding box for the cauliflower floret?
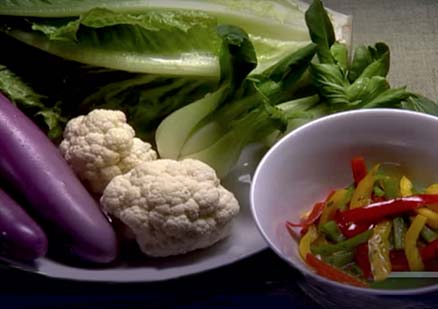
[60,109,157,194]
[100,159,240,257]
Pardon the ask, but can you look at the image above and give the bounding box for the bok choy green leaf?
[304,0,434,114]
[156,37,317,178]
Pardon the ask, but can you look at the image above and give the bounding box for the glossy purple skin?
[0,187,48,260]
[0,93,118,264]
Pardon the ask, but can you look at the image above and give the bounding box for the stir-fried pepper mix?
[286,156,438,288]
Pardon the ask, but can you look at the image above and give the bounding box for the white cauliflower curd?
[100,159,240,257]
[59,109,157,194]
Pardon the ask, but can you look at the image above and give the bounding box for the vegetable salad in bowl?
[288,156,438,288]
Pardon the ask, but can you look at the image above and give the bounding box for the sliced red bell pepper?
[419,240,438,271]
[306,253,368,288]
[424,260,438,271]
[420,239,438,262]
[371,194,386,203]
[286,202,325,228]
[355,244,372,280]
[389,250,410,271]
[287,191,336,229]
[335,210,374,238]
[351,156,367,187]
[339,195,438,224]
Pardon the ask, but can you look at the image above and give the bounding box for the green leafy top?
[305,0,335,64]
[304,0,438,114]
[0,64,66,139]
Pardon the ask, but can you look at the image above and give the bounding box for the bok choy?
[305,0,438,115]
[156,36,319,177]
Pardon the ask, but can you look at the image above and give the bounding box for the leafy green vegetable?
[0,64,65,139]
[355,43,389,80]
[330,42,348,72]
[401,94,438,116]
[305,0,335,64]
[0,29,220,141]
[0,0,320,77]
[156,24,258,162]
[348,46,372,82]
[79,74,217,140]
[0,0,340,143]
[4,8,222,77]
[178,43,317,157]
[305,1,412,113]
[157,41,317,177]
[185,100,287,178]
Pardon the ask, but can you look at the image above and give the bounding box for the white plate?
[3,144,268,282]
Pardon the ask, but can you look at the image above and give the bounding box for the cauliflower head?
[60,109,157,194]
[100,159,240,257]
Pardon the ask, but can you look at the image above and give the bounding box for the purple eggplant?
[0,92,117,264]
[0,187,47,261]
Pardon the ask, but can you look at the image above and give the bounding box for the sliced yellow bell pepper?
[319,188,353,226]
[400,176,413,197]
[425,184,438,213]
[425,184,438,194]
[416,207,438,229]
[350,164,380,209]
[299,225,319,260]
[368,220,392,281]
[405,214,427,271]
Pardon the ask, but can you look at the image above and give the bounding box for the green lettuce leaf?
[0,0,318,77]
[5,8,222,77]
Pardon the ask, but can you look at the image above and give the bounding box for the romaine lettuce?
[0,0,351,77]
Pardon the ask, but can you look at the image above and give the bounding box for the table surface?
[1,1,438,308]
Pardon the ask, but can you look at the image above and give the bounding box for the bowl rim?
[250,108,438,295]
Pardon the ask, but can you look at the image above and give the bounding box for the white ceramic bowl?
[250,109,438,304]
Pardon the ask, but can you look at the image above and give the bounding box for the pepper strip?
[425,184,438,212]
[299,225,319,260]
[389,250,409,271]
[351,156,367,187]
[420,239,438,262]
[319,188,353,226]
[381,176,400,199]
[336,209,374,238]
[339,195,438,223]
[350,164,380,209]
[286,202,325,228]
[405,214,427,271]
[306,253,368,288]
[311,229,372,256]
[319,220,345,243]
[392,217,407,250]
[425,184,438,194]
[355,243,372,279]
[324,250,354,267]
[416,207,438,229]
[400,176,413,197]
[368,221,392,281]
